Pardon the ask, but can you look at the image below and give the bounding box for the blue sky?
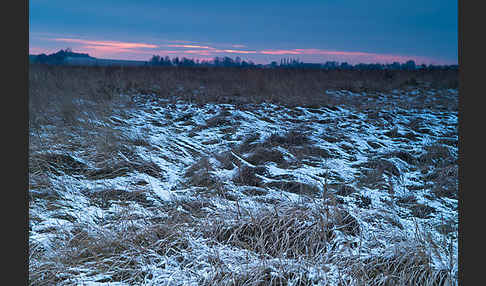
[29,0,458,64]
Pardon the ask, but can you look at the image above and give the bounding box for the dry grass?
[235,133,261,154]
[29,64,458,110]
[245,147,286,166]
[28,64,458,285]
[357,168,388,190]
[419,143,454,167]
[184,156,221,188]
[345,247,453,285]
[214,151,240,170]
[334,184,357,197]
[265,180,321,197]
[30,140,162,182]
[233,165,267,187]
[205,110,234,128]
[264,130,312,147]
[29,212,190,285]
[206,204,335,259]
[289,145,333,162]
[80,188,154,209]
[29,153,89,177]
[200,264,314,286]
[429,165,458,199]
[201,201,456,285]
[354,156,402,191]
[385,150,417,165]
[414,142,458,199]
[365,158,401,177]
[30,205,456,285]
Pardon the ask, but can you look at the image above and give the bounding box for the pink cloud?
[82,45,132,53]
[181,50,214,56]
[155,50,188,54]
[43,37,160,60]
[167,48,257,56]
[260,50,302,55]
[53,38,158,49]
[220,49,256,54]
[78,46,147,60]
[293,49,370,56]
[29,46,57,55]
[165,44,213,49]
[214,49,257,54]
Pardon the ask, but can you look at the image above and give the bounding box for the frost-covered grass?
[29,67,458,285]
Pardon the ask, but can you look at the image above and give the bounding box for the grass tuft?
[206,204,334,259]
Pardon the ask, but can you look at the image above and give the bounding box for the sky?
[29,0,458,65]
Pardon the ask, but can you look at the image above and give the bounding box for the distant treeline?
[29,49,458,71]
[149,55,458,71]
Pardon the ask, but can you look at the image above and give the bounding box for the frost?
[29,87,458,285]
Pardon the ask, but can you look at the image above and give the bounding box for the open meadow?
[29,65,458,285]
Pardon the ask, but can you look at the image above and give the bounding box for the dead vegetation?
[232,130,332,169]
[214,151,239,170]
[200,264,314,286]
[419,143,455,167]
[289,145,333,162]
[206,204,335,259]
[265,180,321,197]
[28,64,458,285]
[346,246,452,285]
[409,203,436,219]
[416,142,458,199]
[29,212,190,285]
[205,110,234,128]
[29,153,89,177]
[233,165,267,187]
[245,147,286,166]
[334,184,357,197]
[184,156,220,188]
[385,150,418,165]
[354,157,401,190]
[30,147,162,182]
[264,130,312,147]
[80,188,154,208]
[234,133,261,154]
[30,64,458,115]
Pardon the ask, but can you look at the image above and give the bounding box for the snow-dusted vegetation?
[29,65,458,285]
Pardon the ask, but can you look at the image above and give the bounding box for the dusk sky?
[29,0,458,65]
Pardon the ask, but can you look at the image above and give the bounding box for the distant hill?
[30,49,148,66]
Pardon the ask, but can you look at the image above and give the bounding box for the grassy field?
[29,64,458,285]
[29,64,458,109]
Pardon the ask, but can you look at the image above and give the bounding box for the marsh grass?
[28,64,458,285]
[29,216,191,285]
[205,203,335,259]
[200,264,314,286]
[184,156,221,188]
[29,64,458,111]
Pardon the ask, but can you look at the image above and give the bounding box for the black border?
[25,0,29,284]
[457,0,463,282]
[458,0,473,283]
[26,0,30,282]
[10,0,29,283]
[22,1,465,285]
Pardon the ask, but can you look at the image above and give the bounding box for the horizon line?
[29,48,458,66]
[29,36,457,66]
